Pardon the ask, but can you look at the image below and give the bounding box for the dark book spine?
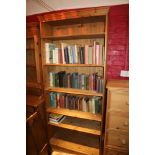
[55,73,59,87]
[82,47,85,64]
[64,47,69,64]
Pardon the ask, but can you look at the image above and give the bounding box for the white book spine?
[92,98,95,114]
[52,49,56,64]
[49,72,53,87]
[74,45,78,63]
[55,48,59,64]
[45,43,50,64]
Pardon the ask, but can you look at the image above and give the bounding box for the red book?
[93,41,96,64]
[95,43,100,65]
[59,48,63,64]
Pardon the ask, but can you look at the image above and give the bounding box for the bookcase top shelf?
[47,107,102,122]
[45,87,103,97]
[44,64,104,67]
[41,33,105,40]
[37,6,109,23]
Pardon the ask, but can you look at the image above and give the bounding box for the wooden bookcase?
[26,22,43,94]
[38,6,109,155]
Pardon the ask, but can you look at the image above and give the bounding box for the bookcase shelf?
[41,33,105,41]
[47,107,102,122]
[44,64,104,67]
[50,129,99,155]
[39,6,109,155]
[45,87,103,97]
[48,116,100,136]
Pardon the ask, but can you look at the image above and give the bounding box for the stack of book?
[48,113,66,124]
[49,71,103,93]
[45,41,105,65]
[49,92,102,114]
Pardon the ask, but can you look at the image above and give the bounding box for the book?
[45,43,50,64]
[95,43,100,65]
[71,46,76,64]
[88,46,93,64]
[49,113,66,124]
[61,42,67,64]
[93,41,96,64]
[85,45,89,64]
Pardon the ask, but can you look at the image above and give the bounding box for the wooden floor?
[52,150,76,155]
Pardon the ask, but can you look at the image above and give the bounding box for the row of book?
[45,42,105,65]
[49,92,102,114]
[49,71,103,93]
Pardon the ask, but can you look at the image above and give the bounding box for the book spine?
[99,44,102,65]
[49,72,53,87]
[88,46,93,64]
[75,45,78,63]
[52,49,56,64]
[50,92,55,108]
[95,44,100,65]
[45,43,50,64]
[61,43,66,64]
[102,46,105,64]
[55,48,59,64]
[85,45,89,64]
[93,41,96,64]
[72,46,76,64]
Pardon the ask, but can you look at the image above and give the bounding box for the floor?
[52,151,76,155]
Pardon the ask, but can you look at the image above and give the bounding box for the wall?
[107,4,129,79]
[26,4,129,80]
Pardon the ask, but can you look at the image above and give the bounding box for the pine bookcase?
[38,6,109,155]
[26,22,43,95]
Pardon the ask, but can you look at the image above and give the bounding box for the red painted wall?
[107,4,129,79]
[26,4,129,80]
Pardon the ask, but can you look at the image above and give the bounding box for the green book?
[102,46,105,64]
[88,46,93,64]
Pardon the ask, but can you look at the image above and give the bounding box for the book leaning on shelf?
[45,41,105,65]
[48,113,66,124]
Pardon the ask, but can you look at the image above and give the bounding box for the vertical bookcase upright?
[26,22,43,95]
[38,7,109,155]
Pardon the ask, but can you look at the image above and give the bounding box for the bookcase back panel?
[51,127,99,148]
[53,38,105,47]
[41,16,105,37]
[48,66,103,75]
[43,22,104,38]
[41,38,105,65]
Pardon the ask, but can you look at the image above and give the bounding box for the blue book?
[50,92,55,108]
[64,47,69,64]
[71,46,76,64]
